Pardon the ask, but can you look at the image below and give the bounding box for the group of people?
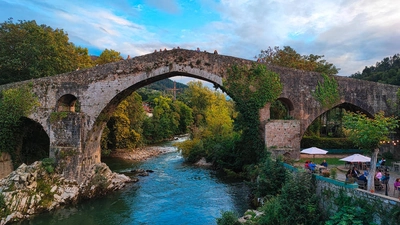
[346,166,368,179]
[304,160,328,173]
[346,164,396,192]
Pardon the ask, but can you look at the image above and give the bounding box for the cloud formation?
[0,0,399,76]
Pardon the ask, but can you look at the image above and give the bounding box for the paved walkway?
[334,165,400,198]
[294,161,400,198]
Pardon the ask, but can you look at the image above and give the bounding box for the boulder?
[0,161,131,225]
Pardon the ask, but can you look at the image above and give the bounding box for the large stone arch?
[83,71,223,170]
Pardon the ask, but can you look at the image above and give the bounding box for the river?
[19,138,250,225]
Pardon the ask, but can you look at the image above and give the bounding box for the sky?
[0,0,399,83]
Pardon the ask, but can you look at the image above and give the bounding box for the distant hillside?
[146,79,188,91]
[349,54,400,85]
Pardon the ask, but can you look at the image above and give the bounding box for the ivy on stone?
[0,84,39,155]
[312,73,340,108]
[222,63,282,169]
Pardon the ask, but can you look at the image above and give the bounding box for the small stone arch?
[303,102,374,138]
[56,94,78,112]
[270,97,294,119]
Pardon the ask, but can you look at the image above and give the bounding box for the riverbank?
[106,146,175,161]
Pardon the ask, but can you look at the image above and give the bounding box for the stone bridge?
[1,49,399,182]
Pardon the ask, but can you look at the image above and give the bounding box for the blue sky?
[1,0,399,80]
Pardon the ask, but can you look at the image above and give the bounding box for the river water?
[19,139,250,225]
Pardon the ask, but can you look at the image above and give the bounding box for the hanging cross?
[167,81,180,100]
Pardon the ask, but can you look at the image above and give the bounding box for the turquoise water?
[19,142,250,225]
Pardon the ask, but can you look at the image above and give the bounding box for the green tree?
[342,111,398,191]
[95,49,123,65]
[178,81,215,127]
[175,83,238,166]
[101,92,145,151]
[257,46,339,75]
[74,46,94,69]
[223,63,282,170]
[172,100,193,134]
[142,95,190,143]
[0,85,39,163]
[350,54,400,85]
[258,172,321,224]
[0,19,90,84]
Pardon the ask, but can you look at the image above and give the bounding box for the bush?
[246,157,288,201]
[330,168,337,180]
[216,211,241,225]
[41,157,55,173]
[301,136,357,149]
[0,192,5,209]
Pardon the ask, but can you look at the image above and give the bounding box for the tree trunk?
[367,148,379,191]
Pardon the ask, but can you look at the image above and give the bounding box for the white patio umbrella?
[339,154,371,162]
[300,147,328,159]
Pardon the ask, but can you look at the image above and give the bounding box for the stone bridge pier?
[49,113,99,182]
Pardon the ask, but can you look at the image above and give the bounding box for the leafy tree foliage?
[0,19,92,84]
[258,172,322,225]
[342,111,398,191]
[350,54,400,85]
[222,64,282,170]
[257,46,339,75]
[178,81,216,127]
[0,85,39,164]
[325,191,376,225]
[101,92,145,151]
[246,157,288,200]
[95,49,123,65]
[175,81,238,165]
[143,95,193,143]
[75,46,94,69]
[216,211,241,225]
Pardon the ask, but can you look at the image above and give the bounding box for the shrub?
[330,168,337,180]
[216,211,240,225]
[42,158,55,173]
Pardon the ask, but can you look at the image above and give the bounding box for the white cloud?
[1,0,399,76]
[211,0,400,75]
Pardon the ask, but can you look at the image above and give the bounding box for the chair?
[374,178,383,191]
[356,180,367,190]
[392,162,399,172]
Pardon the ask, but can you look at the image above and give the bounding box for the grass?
[298,157,343,166]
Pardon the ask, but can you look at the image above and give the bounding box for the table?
[316,165,327,173]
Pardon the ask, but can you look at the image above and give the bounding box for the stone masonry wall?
[284,164,400,224]
[0,152,13,179]
[265,120,301,159]
[315,175,400,224]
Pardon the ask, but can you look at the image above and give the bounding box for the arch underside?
[302,101,374,138]
[83,70,223,163]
